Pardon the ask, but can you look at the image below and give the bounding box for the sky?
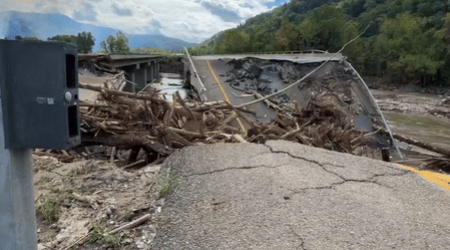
[1,0,289,43]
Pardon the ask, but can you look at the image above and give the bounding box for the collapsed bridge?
[186,51,400,161]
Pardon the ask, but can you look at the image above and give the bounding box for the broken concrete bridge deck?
[151,141,450,250]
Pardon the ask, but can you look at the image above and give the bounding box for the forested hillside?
[189,0,450,85]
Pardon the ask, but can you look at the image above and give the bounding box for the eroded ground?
[34,156,165,249]
[372,89,450,151]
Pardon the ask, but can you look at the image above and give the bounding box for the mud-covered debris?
[440,97,450,106]
[425,157,450,174]
[247,93,374,154]
[35,158,161,250]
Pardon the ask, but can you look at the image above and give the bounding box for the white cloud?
[1,0,281,43]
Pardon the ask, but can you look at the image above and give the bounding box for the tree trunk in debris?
[127,146,141,165]
[82,134,173,156]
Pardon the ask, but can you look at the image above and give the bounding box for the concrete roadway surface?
[151,141,450,250]
[191,58,278,133]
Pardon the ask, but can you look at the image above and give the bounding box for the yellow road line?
[397,164,450,191]
[206,60,247,134]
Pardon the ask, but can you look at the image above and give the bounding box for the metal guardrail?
[246,49,329,55]
[185,49,332,57]
[184,47,207,100]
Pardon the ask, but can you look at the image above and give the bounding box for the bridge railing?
[185,49,343,58]
[246,49,329,55]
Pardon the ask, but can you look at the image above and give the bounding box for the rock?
[148,225,157,234]
[257,82,268,91]
[143,165,161,174]
[248,65,262,78]
[259,75,272,83]
[156,198,165,207]
[123,239,133,245]
[62,199,71,208]
[439,97,450,106]
[227,59,244,69]
[136,241,145,249]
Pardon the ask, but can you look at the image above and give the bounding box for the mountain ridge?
[0,11,194,51]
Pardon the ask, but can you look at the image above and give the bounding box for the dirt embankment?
[372,89,450,119]
[370,88,450,152]
[159,58,184,74]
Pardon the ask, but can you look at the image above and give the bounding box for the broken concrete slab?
[151,141,450,250]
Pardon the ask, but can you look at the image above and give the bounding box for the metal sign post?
[0,101,37,249]
[0,40,81,250]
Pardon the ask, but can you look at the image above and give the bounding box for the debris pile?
[34,157,163,249]
[374,93,450,119]
[224,58,365,113]
[76,81,255,166]
[440,97,450,107]
[425,157,450,174]
[78,54,120,76]
[247,93,372,154]
[71,77,373,166]
[33,64,383,249]
[225,59,321,88]
[375,125,450,173]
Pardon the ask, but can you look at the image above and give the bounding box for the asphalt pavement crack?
[262,144,347,169]
[263,143,407,191]
[184,164,286,177]
[289,226,306,250]
[286,178,387,195]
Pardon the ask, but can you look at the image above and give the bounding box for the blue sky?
[1,0,289,43]
[266,0,289,9]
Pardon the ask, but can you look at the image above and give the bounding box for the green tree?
[76,32,95,53]
[299,4,360,53]
[298,18,320,48]
[48,33,95,53]
[100,41,108,53]
[48,35,77,44]
[101,32,130,54]
[214,29,250,54]
[440,13,450,51]
[22,36,40,41]
[106,35,116,53]
[114,31,130,53]
[274,22,300,51]
[437,13,450,82]
[376,13,444,83]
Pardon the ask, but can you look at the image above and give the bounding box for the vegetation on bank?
[100,31,130,54]
[6,32,96,53]
[48,32,95,53]
[135,47,185,57]
[6,32,183,58]
[188,0,450,85]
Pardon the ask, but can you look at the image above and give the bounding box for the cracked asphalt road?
[150,141,450,250]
